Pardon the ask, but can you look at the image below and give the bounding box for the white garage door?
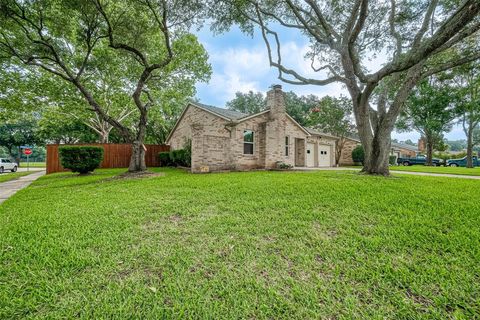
[306,143,315,167]
[318,145,331,167]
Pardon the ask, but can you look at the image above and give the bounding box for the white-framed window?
[243,130,254,154]
[285,136,289,156]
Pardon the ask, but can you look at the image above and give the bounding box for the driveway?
[0,170,45,204]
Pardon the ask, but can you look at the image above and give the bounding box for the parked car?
[446,156,480,167]
[396,155,441,166]
[0,158,18,173]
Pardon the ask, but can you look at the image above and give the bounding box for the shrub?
[183,139,192,167]
[170,149,188,167]
[389,155,397,166]
[160,145,191,168]
[159,152,172,167]
[352,145,365,164]
[59,146,104,174]
[275,161,293,170]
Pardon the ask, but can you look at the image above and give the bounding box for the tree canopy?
[210,0,480,175]
[0,0,211,171]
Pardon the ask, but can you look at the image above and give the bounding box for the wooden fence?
[46,143,170,174]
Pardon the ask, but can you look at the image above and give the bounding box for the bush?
[352,145,365,164]
[59,146,104,174]
[159,152,172,166]
[170,150,185,166]
[275,161,293,170]
[159,143,191,168]
[389,155,397,166]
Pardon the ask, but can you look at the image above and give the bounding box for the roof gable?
[191,101,247,120]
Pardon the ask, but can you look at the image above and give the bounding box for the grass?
[19,162,46,168]
[1,168,479,319]
[346,165,480,176]
[0,171,35,183]
[390,165,480,176]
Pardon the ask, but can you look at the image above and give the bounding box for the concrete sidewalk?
[0,170,45,204]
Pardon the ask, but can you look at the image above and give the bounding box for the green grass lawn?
[390,165,480,176]
[346,165,480,176]
[0,171,35,183]
[19,162,46,168]
[1,169,479,319]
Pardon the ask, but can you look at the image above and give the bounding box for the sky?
[193,25,466,142]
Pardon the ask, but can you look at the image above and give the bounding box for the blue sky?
[193,25,465,142]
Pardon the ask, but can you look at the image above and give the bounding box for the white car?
[0,158,18,173]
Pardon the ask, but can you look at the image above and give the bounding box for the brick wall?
[339,139,359,165]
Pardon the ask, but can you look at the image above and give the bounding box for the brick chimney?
[418,137,426,153]
[266,84,285,118]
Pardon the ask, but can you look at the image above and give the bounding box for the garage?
[306,143,315,167]
[318,144,331,167]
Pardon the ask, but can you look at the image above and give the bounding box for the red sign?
[23,148,32,155]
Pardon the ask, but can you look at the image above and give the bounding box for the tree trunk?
[128,140,146,172]
[360,132,391,175]
[335,138,345,166]
[466,126,473,168]
[426,138,434,166]
[128,111,148,172]
[99,131,109,144]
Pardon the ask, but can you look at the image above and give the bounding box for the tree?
[37,106,99,144]
[307,96,355,165]
[226,90,319,126]
[397,79,456,165]
[1,0,211,172]
[284,92,319,126]
[474,126,480,154]
[227,91,266,114]
[211,0,480,175]
[451,63,480,167]
[0,119,39,164]
[446,139,467,151]
[404,139,417,146]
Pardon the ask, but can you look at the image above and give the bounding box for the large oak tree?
[211,0,480,175]
[0,0,211,172]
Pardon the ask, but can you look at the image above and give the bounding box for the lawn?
[346,165,480,176]
[0,171,35,183]
[1,169,479,319]
[390,165,480,176]
[19,161,46,168]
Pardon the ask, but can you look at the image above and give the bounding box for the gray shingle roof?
[392,142,418,152]
[305,127,338,139]
[346,134,418,152]
[191,101,248,120]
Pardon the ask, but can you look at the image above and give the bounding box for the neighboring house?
[338,137,418,165]
[166,85,338,173]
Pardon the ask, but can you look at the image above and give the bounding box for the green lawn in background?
[346,165,480,176]
[1,169,479,319]
[390,165,480,176]
[19,162,46,168]
[0,171,35,183]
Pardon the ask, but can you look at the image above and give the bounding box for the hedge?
[159,148,191,167]
[352,145,365,164]
[59,146,104,174]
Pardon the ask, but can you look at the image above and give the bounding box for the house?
[166,85,338,173]
[338,137,418,165]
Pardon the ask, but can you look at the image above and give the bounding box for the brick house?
[166,85,338,173]
[338,137,418,165]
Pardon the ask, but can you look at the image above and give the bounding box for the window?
[285,136,289,156]
[243,130,254,154]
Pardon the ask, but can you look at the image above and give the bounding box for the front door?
[318,145,331,167]
[306,143,315,167]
